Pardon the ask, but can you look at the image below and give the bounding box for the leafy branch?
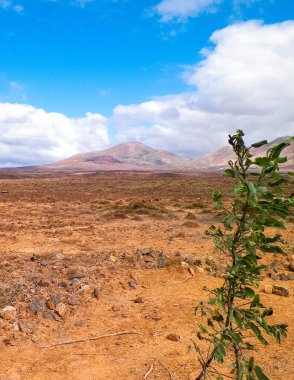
[193,130,293,380]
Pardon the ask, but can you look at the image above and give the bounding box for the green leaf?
[251,140,268,148]
[255,365,270,380]
[260,245,285,254]
[254,157,271,167]
[224,168,235,178]
[248,357,254,372]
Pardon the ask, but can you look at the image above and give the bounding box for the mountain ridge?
[24,136,294,172]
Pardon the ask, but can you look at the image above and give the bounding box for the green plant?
[193,130,294,380]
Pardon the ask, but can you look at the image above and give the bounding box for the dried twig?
[144,362,155,380]
[157,358,173,380]
[170,275,193,286]
[42,330,139,348]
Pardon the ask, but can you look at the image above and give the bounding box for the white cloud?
[0,104,109,166]
[112,21,294,157]
[0,0,23,12]
[154,0,220,22]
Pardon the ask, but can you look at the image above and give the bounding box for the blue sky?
[0,0,293,165]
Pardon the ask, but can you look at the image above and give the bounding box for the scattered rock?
[69,272,85,281]
[55,303,68,318]
[75,319,85,327]
[109,255,117,263]
[18,321,34,334]
[158,252,166,269]
[188,267,195,276]
[194,259,202,267]
[272,285,289,297]
[289,261,294,272]
[166,333,180,342]
[67,296,79,305]
[141,247,154,256]
[35,279,49,287]
[263,284,273,294]
[30,255,40,262]
[195,266,204,273]
[0,306,16,320]
[128,279,137,289]
[79,284,92,294]
[134,297,144,304]
[43,310,58,321]
[270,273,280,281]
[181,261,189,269]
[51,252,64,261]
[93,288,100,299]
[30,298,45,313]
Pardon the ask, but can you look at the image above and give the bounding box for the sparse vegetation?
[193,131,294,379]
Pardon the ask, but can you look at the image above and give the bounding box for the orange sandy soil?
[0,172,293,380]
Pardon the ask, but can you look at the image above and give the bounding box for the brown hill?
[195,136,293,169]
[40,142,198,171]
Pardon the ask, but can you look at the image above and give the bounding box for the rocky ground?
[0,173,293,380]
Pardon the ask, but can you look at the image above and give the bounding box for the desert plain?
[0,171,293,380]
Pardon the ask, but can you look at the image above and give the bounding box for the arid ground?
[0,172,293,380]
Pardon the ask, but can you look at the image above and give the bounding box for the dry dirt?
[0,172,293,380]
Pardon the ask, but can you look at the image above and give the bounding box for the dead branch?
[170,276,193,286]
[42,329,139,348]
[144,362,155,380]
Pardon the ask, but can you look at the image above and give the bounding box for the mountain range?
[28,136,294,172]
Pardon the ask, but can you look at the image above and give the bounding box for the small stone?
[36,279,49,287]
[166,333,180,342]
[43,310,56,320]
[30,298,45,313]
[51,252,64,261]
[0,306,17,320]
[79,284,91,294]
[194,259,202,267]
[158,252,166,269]
[289,261,294,272]
[272,285,289,297]
[270,273,280,281]
[141,247,153,255]
[181,261,189,269]
[134,297,144,304]
[55,303,68,318]
[109,255,117,263]
[93,288,100,299]
[195,266,204,273]
[263,284,273,294]
[69,272,85,280]
[46,299,56,310]
[18,321,34,334]
[67,296,79,305]
[189,267,195,276]
[279,273,289,281]
[128,279,137,289]
[75,319,85,327]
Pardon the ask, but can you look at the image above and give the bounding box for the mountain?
[27,136,293,173]
[194,136,293,169]
[40,142,198,171]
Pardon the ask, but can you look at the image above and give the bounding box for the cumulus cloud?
[154,0,220,22]
[112,21,294,157]
[0,103,109,166]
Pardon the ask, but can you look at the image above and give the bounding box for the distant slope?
[22,136,293,173]
[195,136,293,169]
[39,142,198,171]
